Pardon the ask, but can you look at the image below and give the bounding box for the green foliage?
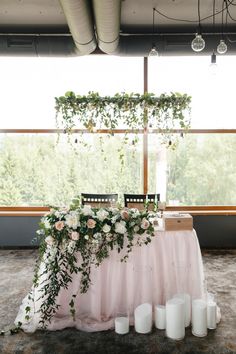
[30,206,156,327]
[55,91,191,148]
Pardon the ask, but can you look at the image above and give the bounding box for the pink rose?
[55,221,65,231]
[87,218,96,229]
[121,210,130,220]
[141,218,150,230]
[70,231,80,241]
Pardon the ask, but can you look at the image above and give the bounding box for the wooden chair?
[81,193,118,208]
[124,193,160,211]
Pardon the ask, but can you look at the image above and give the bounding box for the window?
[0,133,142,206]
[0,55,236,208]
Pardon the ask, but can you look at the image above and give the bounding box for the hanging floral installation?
[55,91,191,150]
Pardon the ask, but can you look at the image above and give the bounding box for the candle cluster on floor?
[114,292,218,339]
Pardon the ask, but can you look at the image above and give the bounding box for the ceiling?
[0,0,236,56]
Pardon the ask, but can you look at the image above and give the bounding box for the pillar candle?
[192,299,207,337]
[207,301,217,329]
[166,298,185,340]
[134,303,152,334]
[173,293,191,327]
[115,317,129,334]
[154,305,166,330]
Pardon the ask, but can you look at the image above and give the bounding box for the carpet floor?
[0,249,235,354]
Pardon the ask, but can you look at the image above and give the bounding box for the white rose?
[102,224,111,233]
[82,205,95,217]
[115,221,127,234]
[45,235,55,246]
[96,209,109,221]
[65,212,80,229]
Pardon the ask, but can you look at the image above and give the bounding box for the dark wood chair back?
[124,193,160,211]
[81,193,118,208]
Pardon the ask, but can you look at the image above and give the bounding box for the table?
[15,228,206,332]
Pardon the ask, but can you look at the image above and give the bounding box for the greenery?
[55,91,191,148]
[30,205,156,327]
[1,133,236,207]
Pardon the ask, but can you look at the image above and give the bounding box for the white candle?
[207,301,217,329]
[115,317,129,334]
[134,303,152,334]
[154,305,166,330]
[173,293,191,327]
[192,299,207,337]
[166,298,185,340]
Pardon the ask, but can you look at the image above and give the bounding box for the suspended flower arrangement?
[55,91,191,162]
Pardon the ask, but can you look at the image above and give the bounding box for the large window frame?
[1,58,236,215]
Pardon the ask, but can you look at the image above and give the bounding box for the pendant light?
[217,0,227,54]
[149,8,158,56]
[191,0,205,52]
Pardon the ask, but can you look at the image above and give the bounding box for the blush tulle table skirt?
[15,229,208,332]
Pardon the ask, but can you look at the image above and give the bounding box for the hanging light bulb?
[149,45,158,56]
[191,33,205,52]
[217,39,227,54]
[149,8,158,56]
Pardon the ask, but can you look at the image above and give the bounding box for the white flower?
[94,232,102,239]
[134,225,140,232]
[93,232,102,244]
[54,210,61,218]
[43,219,51,229]
[130,208,140,217]
[102,224,111,233]
[45,235,55,246]
[115,221,127,234]
[67,240,76,254]
[84,235,89,240]
[82,205,94,217]
[111,215,119,224]
[109,207,119,215]
[96,209,109,221]
[65,212,80,229]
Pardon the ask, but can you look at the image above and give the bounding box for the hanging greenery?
[55,91,191,135]
[22,205,157,328]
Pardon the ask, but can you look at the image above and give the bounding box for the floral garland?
[55,91,191,150]
[29,205,157,328]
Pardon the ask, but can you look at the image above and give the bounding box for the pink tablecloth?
[15,229,206,332]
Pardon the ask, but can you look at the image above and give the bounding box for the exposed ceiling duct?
[93,0,121,54]
[59,0,97,55]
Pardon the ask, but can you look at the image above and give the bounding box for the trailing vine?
[26,205,158,328]
[55,91,191,157]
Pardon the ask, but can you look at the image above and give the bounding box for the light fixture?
[210,50,216,64]
[191,34,205,52]
[149,8,158,56]
[191,0,205,52]
[217,39,227,54]
[216,0,228,55]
